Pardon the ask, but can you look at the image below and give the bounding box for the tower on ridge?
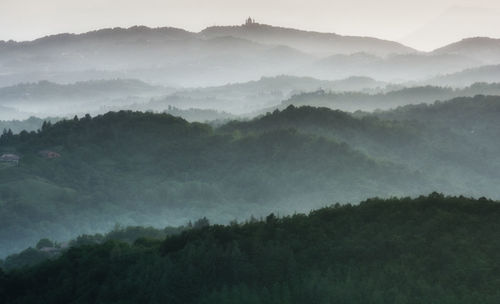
[245,17,256,25]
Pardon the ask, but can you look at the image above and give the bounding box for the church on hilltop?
[245,17,257,25]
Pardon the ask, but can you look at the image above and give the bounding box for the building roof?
[0,153,20,160]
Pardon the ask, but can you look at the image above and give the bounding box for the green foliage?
[2,223,187,271]
[0,110,424,257]
[2,98,500,258]
[2,195,500,303]
[223,102,500,200]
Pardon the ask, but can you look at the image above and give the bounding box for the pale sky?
[1,0,499,51]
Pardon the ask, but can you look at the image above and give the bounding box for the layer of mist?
[2,20,500,268]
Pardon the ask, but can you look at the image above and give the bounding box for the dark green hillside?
[1,224,187,271]
[2,194,500,303]
[374,94,500,130]
[373,95,500,169]
[0,111,422,257]
[222,104,500,200]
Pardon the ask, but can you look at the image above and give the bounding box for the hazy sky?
[1,0,499,50]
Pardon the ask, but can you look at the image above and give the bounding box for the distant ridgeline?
[0,96,500,258]
[2,194,500,303]
[280,82,500,111]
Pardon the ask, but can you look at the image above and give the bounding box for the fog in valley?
[2,18,500,256]
[2,5,500,300]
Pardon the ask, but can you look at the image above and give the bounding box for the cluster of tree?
[0,223,197,271]
[2,194,500,303]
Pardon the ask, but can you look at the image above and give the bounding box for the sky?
[0,0,499,51]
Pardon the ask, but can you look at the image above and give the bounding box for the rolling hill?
[280,82,500,111]
[2,195,500,303]
[0,110,425,257]
[146,75,386,115]
[200,22,416,56]
[2,97,500,257]
[2,22,499,89]
[428,65,500,87]
[432,37,500,64]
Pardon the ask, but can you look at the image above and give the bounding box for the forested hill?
[2,194,500,304]
[280,82,500,111]
[0,111,425,257]
[222,102,500,199]
[372,95,500,155]
[373,94,500,127]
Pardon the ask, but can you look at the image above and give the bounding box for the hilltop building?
[245,17,257,26]
[0,153,20,165]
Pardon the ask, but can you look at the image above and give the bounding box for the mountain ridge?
[3,23,500,55]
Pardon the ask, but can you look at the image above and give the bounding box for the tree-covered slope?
[373,95,500,167]
[281,82,500,111]
[222,103,500,199]
[2,194,500,304]
[0,111,423,257]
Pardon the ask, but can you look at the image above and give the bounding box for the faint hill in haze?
[0,21,499,88]
[0,25,315,87]
[428,65,500,87]
[304,52,481,82]
[281,83,500,112]
[201,20,416,56]
[0,79,174,118]
[432,37,500,64]
[145,75,386,114]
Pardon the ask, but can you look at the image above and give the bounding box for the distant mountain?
[0,75,385,119]
[1,22,498,93]
[281,82,500,112]
[0,79,170,101]
[0,79,174,118]
[432,37,500,64]
[147,75,386,114]
[428,65,500,87]
[2,22,482,89]
[200,22,416,56]
[303,52,481,82]
[0,26,316,87]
